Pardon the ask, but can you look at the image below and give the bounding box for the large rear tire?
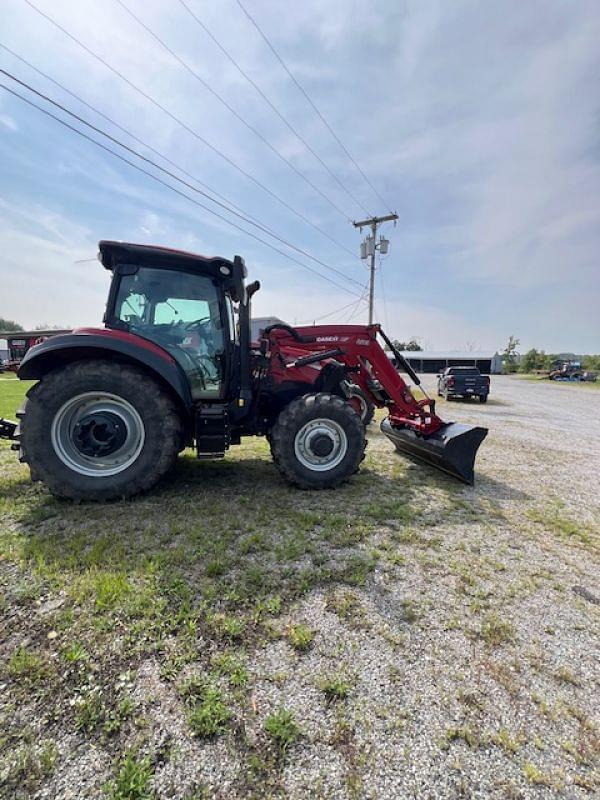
[20,360,183,501]
[270,393,365,489]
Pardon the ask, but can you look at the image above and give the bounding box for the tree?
[502,335,520,373]
[391,338,423,352]
[0,318,24,332]
[520,348,551,373]
[583,354,600,371]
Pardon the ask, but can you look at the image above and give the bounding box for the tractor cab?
[99,241,251,403]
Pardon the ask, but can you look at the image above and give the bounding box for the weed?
[205,558,229,577]
[91,571,132,610]
[400,598,419,623]
[326,590,359,619]
[178,674,206,705]
[75,692,105,732]
[105,753,154,800]
[554,666,580,686]
[62,643,89,663]
[103,697,135,736]
[187,685,231,738]
[7,646,51,686]
[265,595,282,615]
[479,613,516,646]
[442,726,479,748]
[346,771,364,799]
[287,623,314,651]
[456,689,485,712]
[522,762,553,786]
[490,728,522,753]
[264,709,301,751]
[317,672,353,701]
[211,652,249,687]
[526,506,596,548]
[211,613,246,640]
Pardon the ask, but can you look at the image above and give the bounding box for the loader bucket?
[381,418,488,485]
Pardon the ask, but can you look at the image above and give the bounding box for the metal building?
[393,350,502,375]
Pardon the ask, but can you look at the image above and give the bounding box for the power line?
[296,289,369,325]
[177,0,372,218]
[21,0,358,260]
[0,82,362,298]
[116,0,354,223]
[345,284,370,323]
[0,42,265,232]
[1,68,363,289]
[235,0,394,213]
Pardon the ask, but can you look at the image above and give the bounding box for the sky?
[1,0,599,353]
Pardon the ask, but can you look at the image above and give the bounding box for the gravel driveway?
[257,376,600,800]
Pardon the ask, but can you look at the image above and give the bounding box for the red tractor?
[0,242,487,500]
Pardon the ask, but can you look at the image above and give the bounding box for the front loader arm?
[267,323,443,435]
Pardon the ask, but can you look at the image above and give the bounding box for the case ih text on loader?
[0,242,487,501]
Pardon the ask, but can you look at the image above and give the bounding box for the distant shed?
[393,351,502,375]
[0,329,71,364]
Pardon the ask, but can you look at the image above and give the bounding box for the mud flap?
[381,418,488,485]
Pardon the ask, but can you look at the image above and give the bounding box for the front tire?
[270,393,365,489]
[347,387,375,426]
[20,360,183,500]
[479,394,488,403]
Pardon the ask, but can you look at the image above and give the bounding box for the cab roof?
[98,240,238,276]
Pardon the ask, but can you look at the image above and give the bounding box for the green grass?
[6,647,52,686]
[105,753,154,800]
[264,709,301,751]
[187,685,232,738]
[0,376,32,419]
[478,613,516,647]
[526,505,597,549]
[316,672,353,701]
[287,623,314,651]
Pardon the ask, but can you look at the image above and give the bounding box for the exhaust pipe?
[381,417,488,485]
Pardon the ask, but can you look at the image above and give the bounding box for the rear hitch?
[381,417,488,485]
[0,418,18,441]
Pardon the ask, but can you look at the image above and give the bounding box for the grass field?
[0,373,34,419]
[0,375,598,799]
[516,373,600,388]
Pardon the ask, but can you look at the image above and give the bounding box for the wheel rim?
[294,418,348,472]
[51,392,145,477]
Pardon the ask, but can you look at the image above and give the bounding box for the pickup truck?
[437,367,490,403]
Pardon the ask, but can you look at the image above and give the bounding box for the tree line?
[502,336,600,373]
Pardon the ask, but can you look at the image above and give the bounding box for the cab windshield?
[115,267,226,399]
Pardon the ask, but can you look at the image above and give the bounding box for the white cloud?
[0,114,18,131]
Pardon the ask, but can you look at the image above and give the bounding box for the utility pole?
[353,213,398,325]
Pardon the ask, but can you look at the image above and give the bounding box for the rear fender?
[18,331,194,415]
